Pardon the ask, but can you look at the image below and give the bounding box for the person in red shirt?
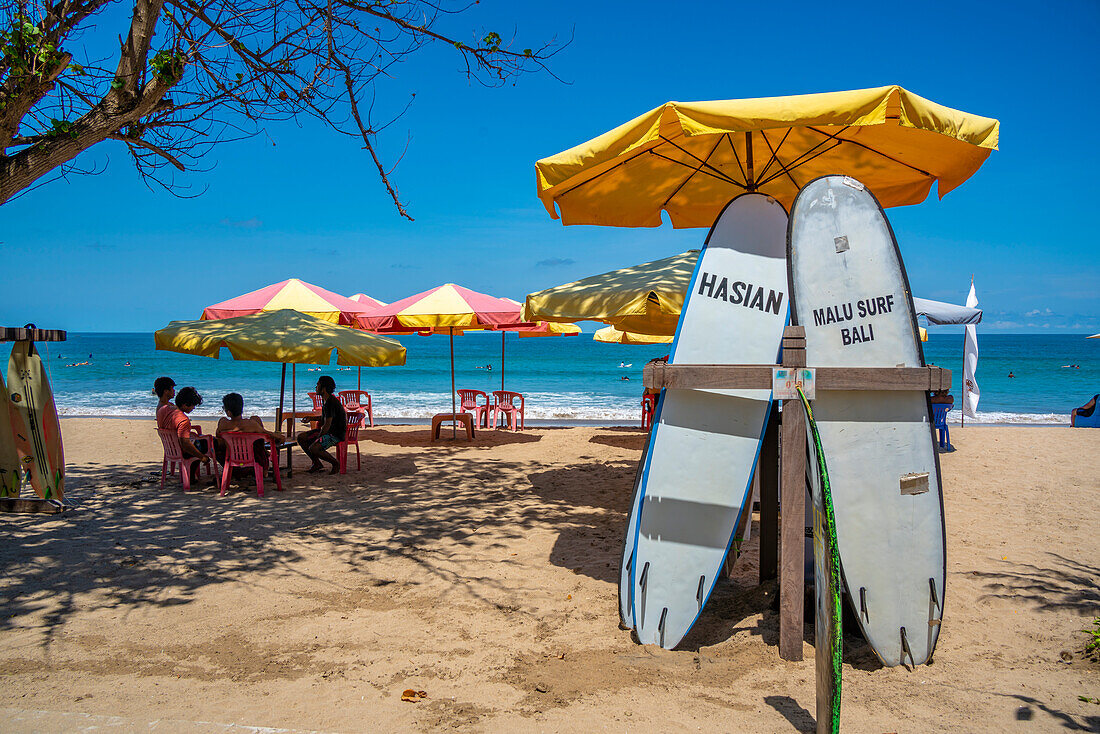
[169,387,211,483]
[153,376,177,429]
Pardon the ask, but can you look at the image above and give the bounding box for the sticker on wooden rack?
[900,472,930,495]
[773,368,815,400]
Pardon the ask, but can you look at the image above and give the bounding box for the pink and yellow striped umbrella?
[357,284,527,436]
[202,279,372,325]
[356,283,524,332]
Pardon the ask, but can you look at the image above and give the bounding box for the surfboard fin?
[859,586,869,622]
[929,577,940,609]
[696,575,706,607]
[900,626,915,669]
[658,607,668,648]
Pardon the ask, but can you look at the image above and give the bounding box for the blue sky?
[1,0,1097,333]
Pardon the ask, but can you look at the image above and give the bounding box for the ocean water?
[26,332,1099,425]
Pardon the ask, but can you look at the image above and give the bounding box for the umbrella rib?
[659,134,730,209]
[648,150,745,188]
[550,144,660,199]
[806,126,935,179]
[754,128,791,182]
[757,130,803,191]
[725,132,748,184]
[760,127,848,179]
[757,138,844,188]
[656,136,741,185]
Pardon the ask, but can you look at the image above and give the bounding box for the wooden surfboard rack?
[0,327,67,343]
[643,325,951,663]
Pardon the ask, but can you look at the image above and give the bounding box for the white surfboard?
[621,193,789,649]
[788,175,946,667]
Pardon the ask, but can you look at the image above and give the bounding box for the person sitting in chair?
[215,393,284,469]
[154,376,177,429]
[930,390,954,408]
[296,376,346,474]
[166,387,211,484]
[1071,394,1098,427]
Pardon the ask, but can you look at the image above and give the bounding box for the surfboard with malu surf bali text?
[788,175,945,668]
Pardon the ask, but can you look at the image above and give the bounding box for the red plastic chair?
[641,393,657,430]
[219,432,280,497]
[157,428,211,491]
[338,390,374,427]
[337,412,365,474]
[490,390,525,431]
[456,389,491,428]
[307,392,325,411]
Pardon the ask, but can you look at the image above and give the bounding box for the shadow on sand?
[975,552,1100,615]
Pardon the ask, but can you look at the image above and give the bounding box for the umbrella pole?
[501,331,506,392]
[292,364,297,438]
[745,131,755,191]
[278,363,287,475]
[358,366,361,391]
[450,327,457,439]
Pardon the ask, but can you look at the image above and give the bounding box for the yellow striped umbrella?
[525,250,697,336]
[537,85,999,228]
[593,326,673,345]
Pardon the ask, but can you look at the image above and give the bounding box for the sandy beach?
[0,418,1097,732]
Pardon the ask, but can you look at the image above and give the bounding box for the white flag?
[963,282,980,419]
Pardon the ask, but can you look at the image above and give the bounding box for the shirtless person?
[296,376,346,474]
[215,393,284,468]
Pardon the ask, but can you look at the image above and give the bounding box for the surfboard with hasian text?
[620,192,789,649]
[788,175,945,668]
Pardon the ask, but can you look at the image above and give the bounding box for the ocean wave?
[942,409,1069,425]
[55,390,1072,425]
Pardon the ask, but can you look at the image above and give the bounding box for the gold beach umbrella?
[156,310,406,437]
[593,326,673,345]
[536,85,999,228]
[524,250,697,336]
[156,309,406,366]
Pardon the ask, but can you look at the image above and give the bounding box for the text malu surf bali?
[813,295,896,346]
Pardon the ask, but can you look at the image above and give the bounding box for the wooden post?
[779,326,806,662]
[759,406,780,582]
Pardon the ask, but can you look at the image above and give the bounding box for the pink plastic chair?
[490,391,525,431]
[641,393,657,430]
[337,412,365,474]
[157,428,212,491]
[456,389,491,428]
[219,432,280,497]
[338,390,374,427]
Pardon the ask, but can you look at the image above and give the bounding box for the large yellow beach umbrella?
[593,326,673,345]
[524,250,697,336]
[537,85,999,228]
